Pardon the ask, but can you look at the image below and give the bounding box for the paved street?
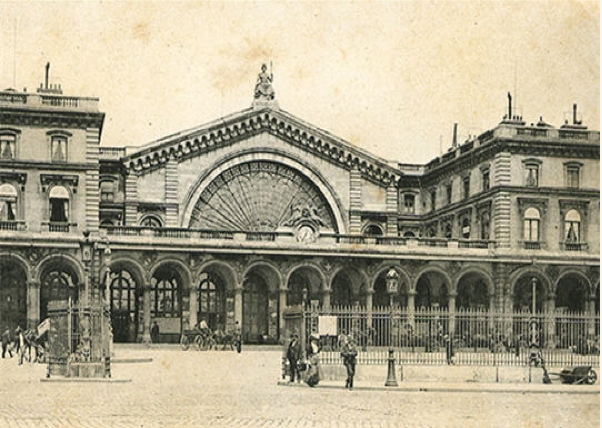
[0,345,598,428]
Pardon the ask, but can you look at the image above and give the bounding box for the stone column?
[407,290,416,328]
[234,287,243,327]
[189,285,198,330]
[545,295,556,348]
[27,280,40,329]
[322,288,331,311]
[279,287,287,341]
[365,289,374,345]
[142,284,151,344]
[448,292,457,336]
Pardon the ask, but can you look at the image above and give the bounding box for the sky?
[0,1,599,164]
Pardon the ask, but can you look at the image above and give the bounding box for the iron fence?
[303,305,600,367]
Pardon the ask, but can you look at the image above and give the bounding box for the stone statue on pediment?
[254,63,275,100]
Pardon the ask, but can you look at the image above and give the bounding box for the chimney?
[573,103,578,125]
[45,62,50,90]
[452,123,458,148]
[507,92,512,119]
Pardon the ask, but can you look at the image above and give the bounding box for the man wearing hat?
[340,334,358,390]
[305,333,322,387]
[286,330,302,383]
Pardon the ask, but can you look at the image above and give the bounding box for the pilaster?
[164,159,179,227]
[349,167,362,234]
[124,173,139,226]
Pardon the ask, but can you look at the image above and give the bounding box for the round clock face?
[296,225,316,243]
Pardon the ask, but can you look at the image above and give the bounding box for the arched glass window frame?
[0,182,19,221]
[48,184,70,223]
[150,271,181,318]
[522,158,542,187]
[523,207,541,242]
[563,209,581,243]
[140,214,163,228]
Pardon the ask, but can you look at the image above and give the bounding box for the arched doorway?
[373,269,409,308]
[0,260,27,330]
[456,272,490,310]
[555,272,590,350]
[513,275,546,312]
[555,273,589,312]
[40,263,79,321]
[150,265,184,343]
[415,270,450,309]
[108,269,141,343]
[287,266,323,307]
[243,265,279,343]
[198,271,226,331]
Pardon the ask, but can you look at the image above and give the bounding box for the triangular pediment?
[124,107,401,186]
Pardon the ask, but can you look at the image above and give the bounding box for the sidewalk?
[277,378,601,394]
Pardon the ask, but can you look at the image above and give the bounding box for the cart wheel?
[180,335,190,351]
[195,335,204,351]
[587,369,597,385]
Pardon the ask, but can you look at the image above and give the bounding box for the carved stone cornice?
[0,109,104,129]
[124,108,400,187]
[0,171,27,190]
[40,174,79,193]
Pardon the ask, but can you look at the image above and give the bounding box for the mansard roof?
[124,106,401,186]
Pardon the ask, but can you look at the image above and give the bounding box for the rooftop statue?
[254,63,275,100]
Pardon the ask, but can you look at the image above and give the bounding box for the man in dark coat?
[1,328,12,358]
[286,332,302,383]
[340,334,358,390]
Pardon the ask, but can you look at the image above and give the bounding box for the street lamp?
[6,295,11,331]
[385,268,399,387]
[529,277,541,366]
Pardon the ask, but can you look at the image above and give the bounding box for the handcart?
[549,366,597,385]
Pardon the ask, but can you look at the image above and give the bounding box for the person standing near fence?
[1,328,12,358]
[340,334,358,390]
[444,334,454,365]
[286,331,302,383]
[305,333,322,387]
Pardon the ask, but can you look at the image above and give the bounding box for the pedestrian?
[151,321,160,343]
[2,328,12,358]
[340,334,358,390]
[17,327,26,365]
[286,331,302,383]
[444,334,455,365]
[305,333,322,387]
[12,326,21,355]
[234,321,242,353]
[337,330,347,351]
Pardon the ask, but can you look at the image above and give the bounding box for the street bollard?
[385,348,398,387]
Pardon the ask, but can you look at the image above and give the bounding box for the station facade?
[0,69,599,344]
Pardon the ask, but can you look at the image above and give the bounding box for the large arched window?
[564,209,581,242]
[140,215,162,228]
[41,269,78,320]
[49,185,70,223]
[198,272,224,330]
[523,207,540,241]
[0,183,18,221]
[151,269,181,318]
[363,224,383,236]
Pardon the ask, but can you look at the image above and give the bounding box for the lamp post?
[6,295,11,331]
[529,277,540,366]
[385,268,399,386]
[301,287,308,360]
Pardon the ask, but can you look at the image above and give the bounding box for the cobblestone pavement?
[0,345,598,428]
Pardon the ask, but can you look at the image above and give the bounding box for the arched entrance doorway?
[243,265,279,343]
[150,264,184,343]
[415,270,450,309]
[456,272,490,310]
[0,260,27,330]
[40,262,79,321]
[198,271,226,332]
[287,266,323,307]
[513,275,546,312]
[108,269,141,343]
[555,272,590,350]
[331,268,367,307]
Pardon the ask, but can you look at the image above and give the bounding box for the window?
[463,176,470,199]
[461,218,471,239]
[430,190,436,212]
[482,169,490,191]
[0,183,17,220]
[480,211,490,240]
[363,224,383,236]
[49,185,69,223]
[564,209,581,242]
[524,161,540,187]
[100,180,115,202]
[140,215,162,228]
[198,272,224,330]
[151,272,181,318]
[446,184,452,205]
[403,194,415,214]
[51,135,68,162]
[565,164,581,189]
[523,207,540,241]
[0,134,16,159]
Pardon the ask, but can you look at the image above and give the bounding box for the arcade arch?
[0,258,27,330]
[286,265,324,306]
[242,263,280,343]
[414,269,451,309]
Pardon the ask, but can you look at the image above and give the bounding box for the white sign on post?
[318,315,337,336]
